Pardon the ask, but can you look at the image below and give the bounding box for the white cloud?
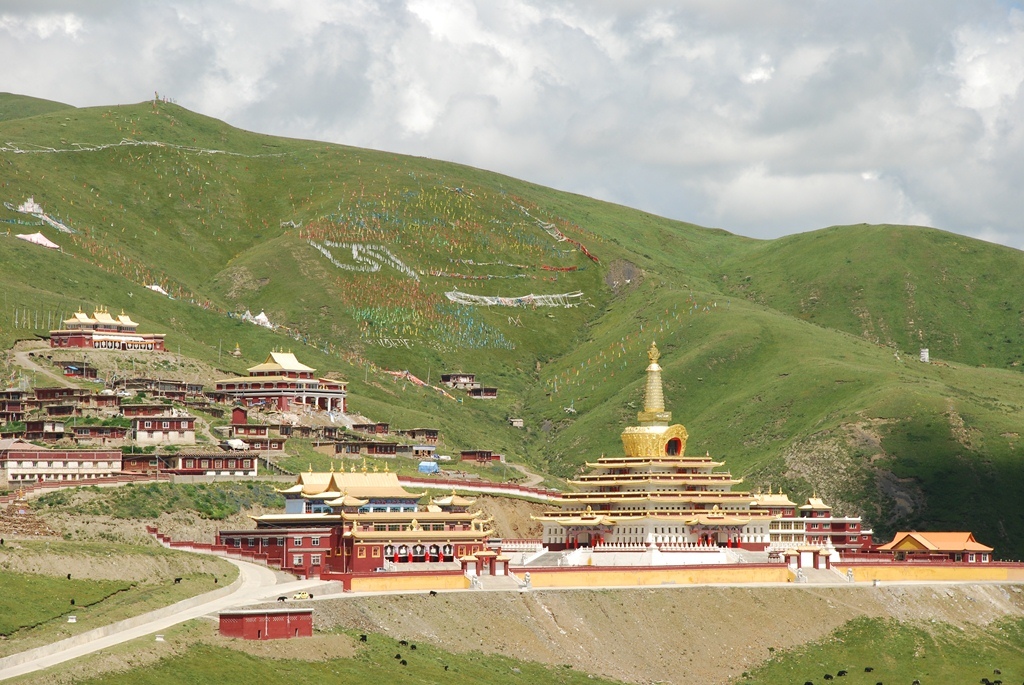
[0,1,1023,248]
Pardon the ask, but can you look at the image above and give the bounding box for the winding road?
[0,555,326,681]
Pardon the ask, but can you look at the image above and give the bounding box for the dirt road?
[10,343,75,388]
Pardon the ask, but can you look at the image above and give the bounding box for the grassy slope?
[2,95,1024,553]
[0,572,129,636]
[740,616,1024,685]
[0,93,73,122]
[74,629,623,685]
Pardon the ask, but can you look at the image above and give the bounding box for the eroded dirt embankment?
[312,583,1024,685]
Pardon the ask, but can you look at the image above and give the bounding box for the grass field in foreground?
[735,616,1024,684]
[0,541,237,657]
[0,572,130,636]
[72,627,624,685]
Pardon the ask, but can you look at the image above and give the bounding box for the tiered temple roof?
[539,342,776,528]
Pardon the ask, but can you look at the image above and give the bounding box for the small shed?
[218,608,313,640]
[418,460,440,474]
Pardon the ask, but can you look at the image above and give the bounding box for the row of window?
[220,382,327,390]
[9,461,113,468]
[229,536,320,547]
[140,421,193,429]
[184,459,252,470]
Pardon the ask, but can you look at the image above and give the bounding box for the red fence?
[0,472,168,504]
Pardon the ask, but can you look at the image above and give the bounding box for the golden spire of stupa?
[636,342,671,426]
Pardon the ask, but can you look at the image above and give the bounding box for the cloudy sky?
[3,1,1024,247]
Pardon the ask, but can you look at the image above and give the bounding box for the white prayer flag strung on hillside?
[15,232,59,249]
[445,289,584,308]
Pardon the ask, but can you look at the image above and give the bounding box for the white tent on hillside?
[15,232,59,250]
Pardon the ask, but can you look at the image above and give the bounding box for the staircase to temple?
[522,550,568,567]
[796,567,848,584]
[476,574,523,591]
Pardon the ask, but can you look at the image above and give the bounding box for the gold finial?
[361,458,368,473]
[307,463,313,473]
[330,461,335,473]
[350,464,356,472]
[637,341,667,422]
[373,464,379,472]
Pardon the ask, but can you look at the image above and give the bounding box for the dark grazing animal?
[824,676,833,681]
[399,640,408,646]
[865,667,874,672]
[277,596,287,602]
[837,671,848,677]
[67,573,72,580]
[410,645,417,650]
[394,653,401,660]
[174,577,182,584]
[429,590,438,596]
[400,660,407,666]
[359,634,367,642]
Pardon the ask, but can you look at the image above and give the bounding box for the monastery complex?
[534,343,872,561]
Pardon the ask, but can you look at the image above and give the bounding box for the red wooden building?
[121,452,257,476]
[213,351,346,413]
[396,428,439,444]
[218,608,313,640]
[49,307,165,351]
[461,449,504,464]
[217,470,491,576]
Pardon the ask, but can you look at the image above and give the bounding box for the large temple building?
[49,307,165,351]
[217,466,492,576]
[213,351,346,413]
[534,343,871,559]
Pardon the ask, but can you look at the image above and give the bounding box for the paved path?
[11,344,75,388]
[0,555,325,681]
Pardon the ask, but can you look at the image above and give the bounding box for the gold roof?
[568,476,741,487]
[278,471,422,499]
[752,491,798,507]
[248,351,316,374]
[430,490,477,507]
[798,497,832,511]
[878,531,993,553]
[324,493,370,507]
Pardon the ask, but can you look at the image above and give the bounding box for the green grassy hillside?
[0,92,73,122]
[2,94,1024,555]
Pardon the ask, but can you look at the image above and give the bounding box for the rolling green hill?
[2,94,1024,556]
